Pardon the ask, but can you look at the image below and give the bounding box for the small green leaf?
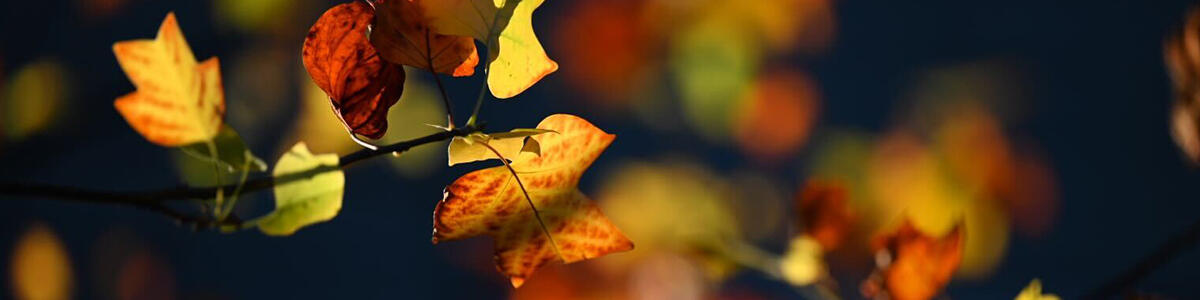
[256,142,344,236]
[179,125,267,172]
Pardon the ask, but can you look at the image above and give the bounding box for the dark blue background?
[2,0,1199,298]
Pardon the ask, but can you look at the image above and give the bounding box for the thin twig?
[426,29,456,128]
[0,124,482,228]
[1084,217,1200,299]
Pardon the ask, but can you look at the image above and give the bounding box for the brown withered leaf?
[795,179,856,251]
[302,1,405,139]
[433,114,633,287]
[371,0,479,76]
[866,218,964,300]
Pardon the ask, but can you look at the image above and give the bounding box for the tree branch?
[1085,216,1200,299]
[0,124,482,229]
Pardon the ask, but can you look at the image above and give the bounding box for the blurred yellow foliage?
[3,59,67,141]
[10,223,73,300]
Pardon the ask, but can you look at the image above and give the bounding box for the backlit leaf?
[1014,279,1060,300]
[178,125,267,173]
[302,2,406,139]
[868,218,964,300]
[257,142,344,236]
[112,13,225,147]
[371,0,479,76]
[446,129,551,166]
[420,0,559,98]
[433,114,633,287]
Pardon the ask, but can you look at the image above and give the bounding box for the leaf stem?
[478,141,563,259]
[0,124,483,229]
[204,140,225,217]
[426,29,456,128]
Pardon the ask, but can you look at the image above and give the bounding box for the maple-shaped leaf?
[112,12,225,146]
[795,179,856,251]
[302,1,406,139]
[419,0,558,98]
[866,218,964,300]
[371,0,479,76]
[433,114,633,287]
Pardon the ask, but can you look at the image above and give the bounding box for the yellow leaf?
[779,236,824,286]
[446,129,550,166]
[433,114,633,287]
[1015,279,1060,300]
[112,13,225,146]
[420,0,559,98]
[258,142,344,236]
[10,223,73,300]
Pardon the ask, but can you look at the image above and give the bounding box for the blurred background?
[2,0,1199,299]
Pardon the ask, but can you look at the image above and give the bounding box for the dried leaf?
[112,13,225,146]
[257,143,344,236]
[302,2,406,139]
[371,0,479,76]
[795,179,855,251]
[420,0,558,98]
[433,114,633,287]
[869,218,964,300]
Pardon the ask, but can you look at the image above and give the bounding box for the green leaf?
[179,125,267,173]
[256,142,344,236]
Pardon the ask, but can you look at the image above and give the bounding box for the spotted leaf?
[433,114,633,287]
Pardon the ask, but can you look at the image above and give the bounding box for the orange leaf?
[869,218,964,300]
[433,114,633,287]
[302,2,406,139]
[112,13,225,146]
[795,179,855,251]
[371,0,479,77]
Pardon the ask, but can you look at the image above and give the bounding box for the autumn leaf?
[371,0,479,76]
[446,128,551,166]
[302,1,406,139]
[419,0,559,98]
[112,12,225,147]
[866,218,964,300]
[795,179,856,251]
[1015,279,1060,300]
[257,142,344,236]
[433,114,633,287]
[178,124,267,173]
[1166,8,1200,164]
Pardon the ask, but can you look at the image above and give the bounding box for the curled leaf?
[446,129,552,166]
[420,0,559,98]
[371,0,479,76]
[433,114,633,287]
[302,2,406,139]
[112,12,225,146]
[257,142,344,236]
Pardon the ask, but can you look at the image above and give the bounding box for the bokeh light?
[9,222,73,300]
